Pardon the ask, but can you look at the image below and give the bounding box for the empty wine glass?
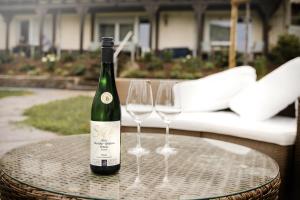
[126,80,153,156]
[155,81,181,155]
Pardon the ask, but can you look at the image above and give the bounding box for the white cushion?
[121,106,297,146]
[121,106,164,128]
[230,57,300,121]
[174,66,256,112]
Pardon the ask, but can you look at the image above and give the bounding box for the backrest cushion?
[174,66,256,112]
[230,57,300,121]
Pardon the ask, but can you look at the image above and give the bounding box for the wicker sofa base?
[0,170,280,200]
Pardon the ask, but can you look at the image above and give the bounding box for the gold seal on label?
[101,92,113,104]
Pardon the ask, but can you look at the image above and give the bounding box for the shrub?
[0,53,13,64]
[27,68,41,76]
[169,70,181,79]
[152,70,166,79]
[89,49,101,59]
[19,64,36,72]
[33,51,42,60]
[139,51,164,71]
[54,68,70,76]
[161,50,173,62]
[143,52,154,62]
[146,57,163,71]
[269,34,300,65]
[203,61,215,69]
[7,70,15,75]
[170,70,199,79]
[91,63,101,69]
[253,56,268,79]
[42,54,57,72]
[213,50,228,68]
[181,56,202,72]
[121,69,149,78]
[72,64,86,76]
[61,53,76,63]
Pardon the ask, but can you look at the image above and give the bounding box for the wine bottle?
[90,37,121,175]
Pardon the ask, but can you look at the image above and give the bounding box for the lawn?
[23,96,92,135]
[0,89,33,99]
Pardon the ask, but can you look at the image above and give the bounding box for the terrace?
[0,0,300,200]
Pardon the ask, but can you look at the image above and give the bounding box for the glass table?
[0,133,280,200]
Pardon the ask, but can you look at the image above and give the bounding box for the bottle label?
[90,121,120,166]
[100,92,113,104]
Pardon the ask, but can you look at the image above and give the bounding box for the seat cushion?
[174,66,256,112]
[230,57,300,121]
[121,106,297,146]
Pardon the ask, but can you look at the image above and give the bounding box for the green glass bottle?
[90,37,121,175]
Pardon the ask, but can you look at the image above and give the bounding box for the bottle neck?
[100,62,115,80]
[99,45,115,81]
[102,47,113,63]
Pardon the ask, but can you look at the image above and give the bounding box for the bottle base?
[90,164,120,175]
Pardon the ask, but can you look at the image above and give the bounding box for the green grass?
[23,96,92,135]
[0,90,33,99]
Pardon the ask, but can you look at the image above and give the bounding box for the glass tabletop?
[0,133,279,200]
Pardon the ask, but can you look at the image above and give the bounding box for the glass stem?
[136,155,140,178]
[137,122,141,148]
[165,122,170,148]
[164,155,169,182]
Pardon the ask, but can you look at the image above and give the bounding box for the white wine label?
[90,121,120,166]
[100,92,113,104]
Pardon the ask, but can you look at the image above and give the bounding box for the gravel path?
[0,87,93,157]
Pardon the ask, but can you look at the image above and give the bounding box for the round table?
[0,133,280,200]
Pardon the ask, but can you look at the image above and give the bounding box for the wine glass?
[126,80,153,156]
[155,81,181,155]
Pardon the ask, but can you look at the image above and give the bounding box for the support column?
[91,12,95,42]
[244,2,250,65]
[144,2,159,52]
[261,14,269,55]
[192,1,207,57]
[2,13,14,53]
[229,0,249,68]
[155,11,160,53]
[284,0,291,32]
[52,11,58,48]
[36,7,48,54]
[229,0,239,68]
[77,6,88,54]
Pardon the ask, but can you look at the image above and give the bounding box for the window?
[208,19,252,52]
[138,20,150,49]
[20,20,29,44]
[291,3,300,26]
[99,24,115,38]
[119,24,133,41]
[209,21,230,42]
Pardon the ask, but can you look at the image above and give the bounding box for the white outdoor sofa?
[117,58,300,200]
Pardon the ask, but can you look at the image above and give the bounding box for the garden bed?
[0,75,83,89]
[0,34,298,82]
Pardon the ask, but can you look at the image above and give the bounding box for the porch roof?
[0,0,282,18]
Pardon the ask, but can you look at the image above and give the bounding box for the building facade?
[0,0,299,56]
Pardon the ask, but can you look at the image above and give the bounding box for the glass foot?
[128,146,150,156]
[156,145,177,156]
